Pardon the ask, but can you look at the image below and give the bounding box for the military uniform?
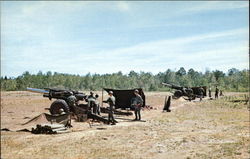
[198,87,204,101]
[87,96,96,113]
[220,90,223,96]
[132,94,143,120]
[104,95,116,124]
[95,95,101,115]
[215,87,219,99]
[208,88,212,98]
[67,95,77,107]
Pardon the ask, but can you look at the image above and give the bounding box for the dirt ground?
[1,91,249,159]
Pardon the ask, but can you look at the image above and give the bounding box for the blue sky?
[1,1,249,77]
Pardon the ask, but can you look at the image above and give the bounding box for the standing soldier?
[103,91,116,125]
[132,89,143,121]
[198,86,204,101]
[87,91,96,114]
[95,94,101,115]
[215,86,219,99]
[208,87,212,98]
[89,91,95,98]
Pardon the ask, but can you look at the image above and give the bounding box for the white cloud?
[63,27,248,74]
[182,1,249,15]
[2,26,248,76]
[1,2,248,77]
[116,2,130,12]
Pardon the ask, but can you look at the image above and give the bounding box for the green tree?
[176,67,187,76]
[213,70,225,81]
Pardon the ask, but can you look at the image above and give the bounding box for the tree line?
[1,67,249,92]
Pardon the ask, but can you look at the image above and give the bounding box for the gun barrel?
[162,83,172,87]
[26,87,49,94]
[162,83,182,90]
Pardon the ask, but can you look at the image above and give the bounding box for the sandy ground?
[1,91,249,159]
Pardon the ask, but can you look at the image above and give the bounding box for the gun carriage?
[162,83,206,101]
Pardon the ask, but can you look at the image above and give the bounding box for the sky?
[1,1,249,77]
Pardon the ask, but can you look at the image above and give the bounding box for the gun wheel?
[174,90,183,98]
[50,99,70,115]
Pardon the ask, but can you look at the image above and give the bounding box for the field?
[1,91,249,159]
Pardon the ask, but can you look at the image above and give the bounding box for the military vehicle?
[162,83,206,101]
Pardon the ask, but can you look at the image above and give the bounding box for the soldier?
[95,94,101,115]
[132,89,143,121]
[89,91,95,98]
[220,90,224,96]
[67,91,77,107]
[208,87,212,98]
[215,86,219,99]
[87,91,96,113]
[198,86,204,101]
[103,91,116,125]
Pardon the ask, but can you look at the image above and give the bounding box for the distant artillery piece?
[162,83,207,101]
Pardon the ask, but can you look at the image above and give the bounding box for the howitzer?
[27,87,87,114]
[162,83,207,101]
[27,88,130,124]
[162,83,195,100]
[161,83,183,90]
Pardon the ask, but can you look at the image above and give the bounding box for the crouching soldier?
[132,89,143,121]
[103,91,116,125]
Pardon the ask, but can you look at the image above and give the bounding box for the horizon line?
[1,67,249,79]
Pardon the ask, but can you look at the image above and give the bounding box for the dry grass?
[1,91,249,159]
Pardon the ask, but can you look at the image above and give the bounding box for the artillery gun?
[27,87,87,114]
[162,83,206,101]
[27,87,112,124]
[27,87,132,124]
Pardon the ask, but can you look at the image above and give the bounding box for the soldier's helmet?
[108,91,113,94]
[134,89,139,93]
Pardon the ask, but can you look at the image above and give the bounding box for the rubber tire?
[174,90,183,98]
[50,99,70,115]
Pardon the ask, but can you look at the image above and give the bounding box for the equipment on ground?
[27,87,133,124]
[162,83,207,101]
[27,87,110,124]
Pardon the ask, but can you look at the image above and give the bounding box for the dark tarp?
[103,88,146,109]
